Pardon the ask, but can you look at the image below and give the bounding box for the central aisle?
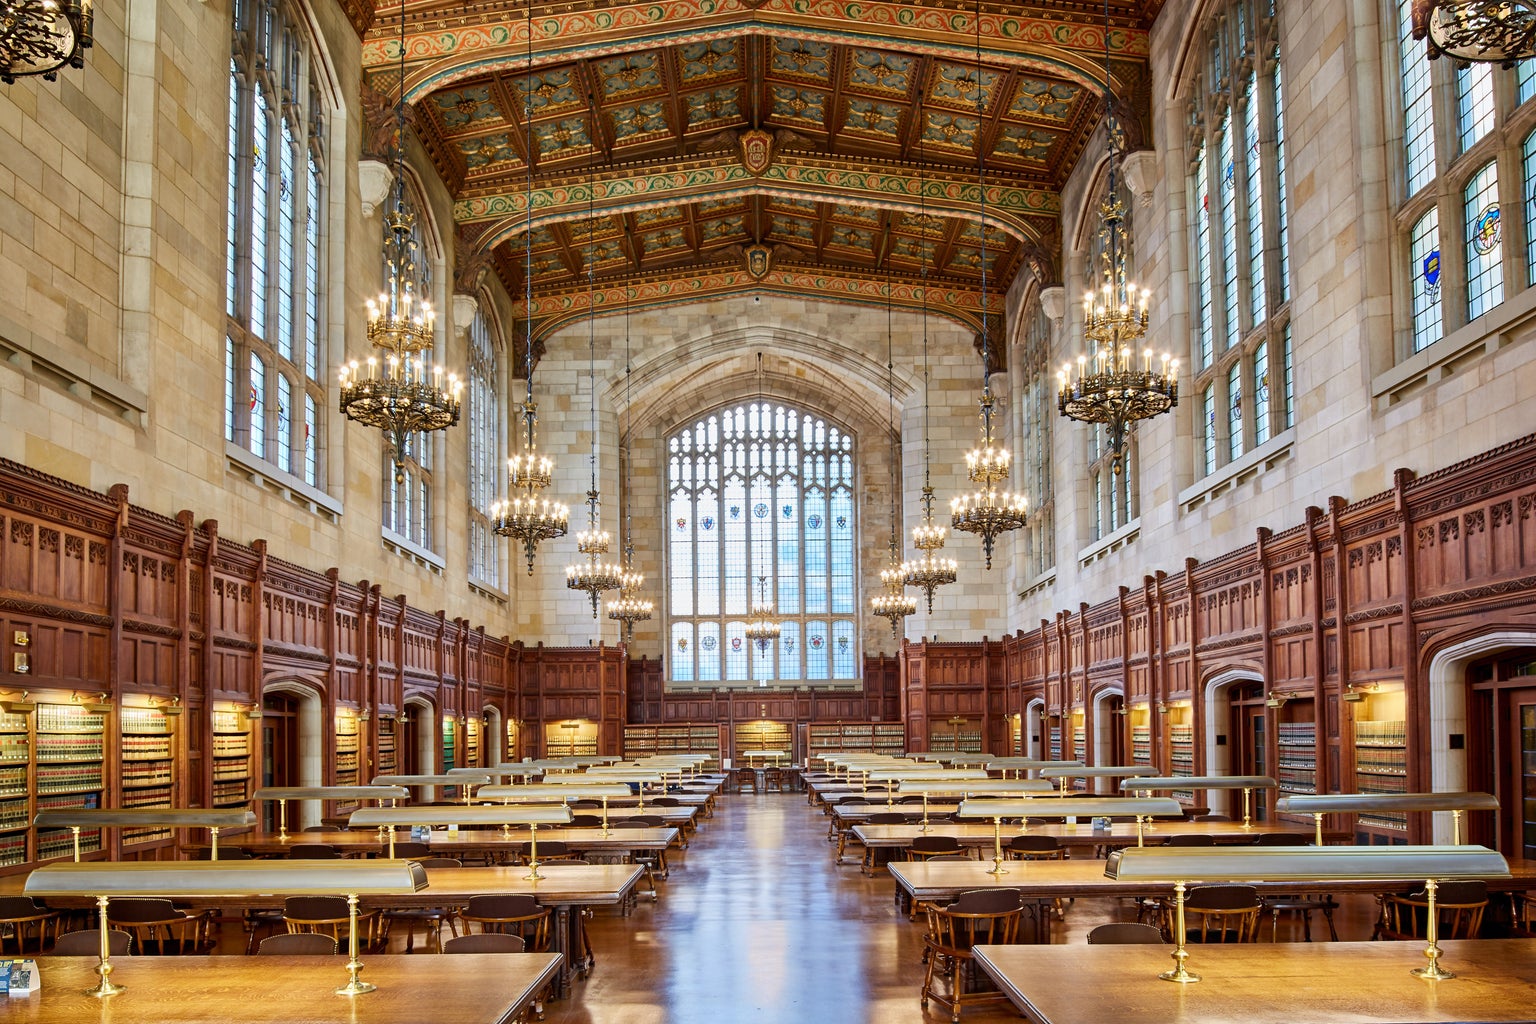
[547,791,1024,1024]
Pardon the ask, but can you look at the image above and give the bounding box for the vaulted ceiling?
[356,0,1157,355]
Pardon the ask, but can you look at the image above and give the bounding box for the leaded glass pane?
[1463,161,1504,321]
[250,352,266,457]
[1398,0,1437,195]
[1202,384,1217,476]
[1253,340,1271,446]
[1409,207,1443,352]
[277,118,296,362]
[1218,114,1240,351]
[1525,130,1536,285]
[277,373,293,474]
[1194,142,1215,369]
[1456,64,1495,154]
[1227,361,1244,462]
[832,620,855,679]
[1243,73,1267,322]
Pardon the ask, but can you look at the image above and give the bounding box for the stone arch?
[404,694,439,798]
[481,704,504,767]
[1202,666,1264,817]
[261,676,326,829]
[1025,698,1045,760]
[1423,628,1536,842]
[1090,685,1125,792]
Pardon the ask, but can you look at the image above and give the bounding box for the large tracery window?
[1185,0,1293,478]
[667,401,858,686]
[226,0,327,487]
[1018,302,1055,578]
[466,305,503,589]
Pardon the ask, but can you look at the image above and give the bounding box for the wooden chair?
[570,814,605,827]
[257,932,338,955]
[611,820,664,904]
[736,766,758,794]
[1087,922,1166,944]
[458,894,550,952]
[442,932,525,953]
[1171,884,1262,943]
[908,835,966,861]
[418,857,463,868]
[282,895,382,952]
[107,898,208,955]
[287,843,341,859]
[1164,833,1217,847]
[921,889,1024,1023]
[52,929,133,957]
[303,825,343,832]
[1375,880,1487,941]
[391,841,432,859]
[0,896,59,954]
[762,766,784,792]
[1006,835,1065,860]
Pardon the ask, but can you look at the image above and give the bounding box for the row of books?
[37,831,100,860]
[213,762,248,781]
[1354,720,1407,747]
[119,708,171,734]
[1277,722,1317,745]
[212,734,248,756]
[213,780,247,803]
[33,706,105,733]
[211,710,244,733]
[0,736,25,762]
[120,734,172,759]
[120,785,173,807]
[122,763,174,787]
[0,799,27,829]
[0,834,24,866]
[33,735,103,761]
[35,764,103,793]
[1355,745,1408,775]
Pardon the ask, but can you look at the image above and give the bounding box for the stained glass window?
[226,0,328,487]
[1463,161,1503,320]
[1410,208,1443,352]
[1019,303,1055,572]
[667,400,857,685]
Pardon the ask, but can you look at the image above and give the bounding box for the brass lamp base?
[337,976,377,996]
[1159,965,1201,984]
[1411,963,1456,981]
[86,965,124,998]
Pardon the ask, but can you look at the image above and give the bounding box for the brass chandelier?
[1057,0,1177,474]
[744,575,781,650]
[491,6,567,572]
[0,0,92,84]
[339,0,461,483]
[950,6,1026,570]
[607,273,653,642]
[871,269,915,638]
[565,162,623,617]
[1414,1,1536,64]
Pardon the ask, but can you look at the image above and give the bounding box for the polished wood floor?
[544,791,1386,1024]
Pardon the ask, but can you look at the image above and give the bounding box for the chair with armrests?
[1006,835,1064,861]
[258,932,338,955]
[570,814,605,828]
[611,820,665,905]
[417,857,463,868]
[282,895,382,953]
[1375,880,1488,941]
[866,812,909,825]
[303,824,343,832]
[390,841,432,859]
[649,796,683,806]
[107,898,209,955]
[52,928,133,956]
[763,766,784,792]
[921,888,1024,1023]
[458,894,550,951]
[1087,922,1166,944]
[1172,884,1263,943]
[1164,833,1217,847]
[0,896,59,954]
[1191,813,1231,822]
[442,932,525,953]
[1254,833,1339,941]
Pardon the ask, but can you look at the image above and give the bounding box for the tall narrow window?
[381,184,437,550]
[667,400,857,686]
[1399,0,1436,196]
[1464,161,1503,320]
[1409,208,1443,351]
[1186,0,1292,481]
[226,0,328,484]
[250,353,266,458]
[467,306,503,589]
[1018,303,1054,577]
[1456,65,1496,154]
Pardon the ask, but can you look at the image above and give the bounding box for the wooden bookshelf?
[1277,711,1318,799]
[375,717,397,777]
[805,722,903,765]
[33,703,107,862]
[0,708,31,868]
[464,717,480,769]
[119,706,175,846]
[210,709,252,809]
[623,724,722,768]
[1352,687,1408,843]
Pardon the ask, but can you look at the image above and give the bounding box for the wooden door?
[1228,684,1270,822]
[259,693,299,831]
[1500,684,1536,858]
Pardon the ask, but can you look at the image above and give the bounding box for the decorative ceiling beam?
[458,153,1059,252]
[517,261,1004,346]
[372,5,1147,104]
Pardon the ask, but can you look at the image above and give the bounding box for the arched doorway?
[1465,648,1536,855]
[1092,689,1125,788]
[260,679,323,829]
[1202,670,1269,820]
[482,706,503,766]
[1024,700,1044,759]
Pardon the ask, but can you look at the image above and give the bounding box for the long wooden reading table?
[6,953,561,1024]
[200,825,680,859]
[974,939,1536,1023]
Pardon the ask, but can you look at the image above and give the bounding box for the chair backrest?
[191,846,254,860]
[107,898,182,925]
[867,812,909,825]
[624,814,666,827]
[303,824,343,832]
[650,797,682,806]
[1191,814,1231,822]
[1087,922,1166,944]
[53,929,133,957]
[1165,833,1217,847]
[391,841,432,858]
[258,932,338,955]
[535,840,569,855]
[461,894,549,951]
[612,820,651,830]
[1383,880,1488,940]
[911,835,964,855]
[1180,884,1262,943]
[443,932,526,954]
[571,814,605,827]
[283,895,349,926]
[1008,834,1062,857]
[419,857,463,868]
[569,801,603,809]
[1256,831,1310,846]
[288,844,341,859]
[0,896,46,917]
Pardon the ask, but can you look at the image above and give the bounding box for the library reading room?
[4,0,1536,1021]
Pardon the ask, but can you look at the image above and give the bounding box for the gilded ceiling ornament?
[744,244,773,280]
[739,129,773,176]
